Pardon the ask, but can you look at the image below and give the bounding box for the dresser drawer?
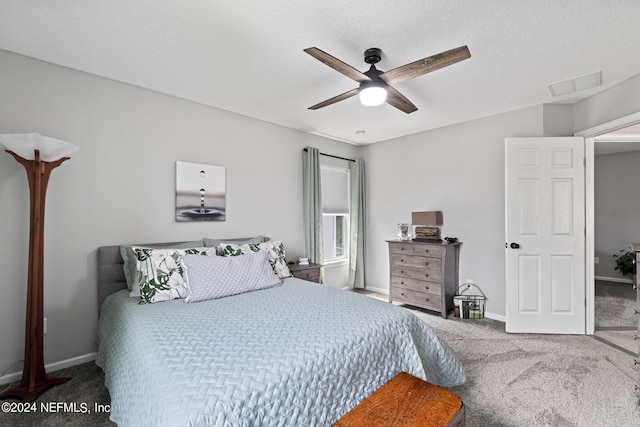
[293,270,320,283]
[288,263,321,284]
[412,244,444,258]
[391,264,443,282]
[389,242,415,255]
[391,287,440,312]
[391,276,442,297]
[390,254,442,272]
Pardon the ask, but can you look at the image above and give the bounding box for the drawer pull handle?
[401,281,405,285]
[425,286,429,290]
[425,262,429,265]
[401,293,405,296]
[401,259,404,262]
[425,274,429,278]
[425,298,430,302]
[401,270,404,274]
[635,334,638,341]
[425,250,430,253]
[635,310,639,316]
[635,359,638,366]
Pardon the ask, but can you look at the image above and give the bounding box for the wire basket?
[453,283,487,319]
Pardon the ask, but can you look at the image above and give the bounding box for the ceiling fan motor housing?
[364,48,382,64]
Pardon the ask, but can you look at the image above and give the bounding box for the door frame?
[576,111,640,334]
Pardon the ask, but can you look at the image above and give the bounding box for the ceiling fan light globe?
[359,86,387,107]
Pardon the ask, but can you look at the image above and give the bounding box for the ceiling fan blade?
[380,45,471,85]
[308,88,360,110]
[386,86,418,114]
[304,47,371,83]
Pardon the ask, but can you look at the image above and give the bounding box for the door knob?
[510,242,520,249]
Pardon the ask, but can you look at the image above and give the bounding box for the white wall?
[361,105,555,318]
[574,73,640,133]
[4,45,640,376]
[594,150,640,279]
[0,50,359,378]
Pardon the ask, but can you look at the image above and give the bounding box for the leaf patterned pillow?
[132,246,216,304]
[218,240,292,279]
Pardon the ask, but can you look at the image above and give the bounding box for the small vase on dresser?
[387,240,461,318]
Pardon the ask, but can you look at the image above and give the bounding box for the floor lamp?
[0,133,78,402]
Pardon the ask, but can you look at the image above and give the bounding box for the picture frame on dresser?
[387,240,461,318]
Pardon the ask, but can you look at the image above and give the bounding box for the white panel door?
[505,137,585,334]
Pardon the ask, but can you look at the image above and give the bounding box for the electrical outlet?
[44,318,47,334]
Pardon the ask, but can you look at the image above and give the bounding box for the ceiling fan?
[304,45,471,114]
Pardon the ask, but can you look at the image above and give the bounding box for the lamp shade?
[0,133,78,162]
[359,82,387,107]
[411,211,443,226]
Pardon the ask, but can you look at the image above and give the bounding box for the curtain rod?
[303,148,355,162]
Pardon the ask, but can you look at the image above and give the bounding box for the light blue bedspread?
[96,278,464,426]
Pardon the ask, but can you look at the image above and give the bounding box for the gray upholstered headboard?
[97,245,127,309]
[97,241,191,310]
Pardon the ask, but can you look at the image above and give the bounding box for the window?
[321,165,350,262]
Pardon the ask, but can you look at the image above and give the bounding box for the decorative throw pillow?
[120,240,204,295]
[218,240,292,278]
[132,246,215,304]
[180,250,281,303]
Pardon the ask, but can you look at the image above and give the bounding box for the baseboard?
[365,285,389,295]
[364,285,505,321]
[0,352,97,385]
[595,275,633,284]
[484,312,506,322]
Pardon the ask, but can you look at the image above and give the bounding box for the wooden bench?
[333,372,465,427]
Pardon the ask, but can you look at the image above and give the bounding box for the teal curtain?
[303,148,324,278]
[348,158,366,288]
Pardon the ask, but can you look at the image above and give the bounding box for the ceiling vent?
[547,71,602,97]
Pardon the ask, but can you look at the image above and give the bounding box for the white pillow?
[132,246,216,304]
[217,240,292,279]
[180,250,282,303]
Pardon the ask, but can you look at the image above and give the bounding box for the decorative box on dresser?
[633,243,640,403]
[288,262,322,283]
[387,240,461,318]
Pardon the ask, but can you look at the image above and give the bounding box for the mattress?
[96,277,465,426]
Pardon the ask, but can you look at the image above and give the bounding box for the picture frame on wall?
[175,161,226,222]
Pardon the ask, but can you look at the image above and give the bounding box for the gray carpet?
[594,280,637,355]
[0,363,114,427]
[409,310,640,427]
[595,279,636,328]
[1,285,638,427]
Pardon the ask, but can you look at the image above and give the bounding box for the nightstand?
[288,262,322,283]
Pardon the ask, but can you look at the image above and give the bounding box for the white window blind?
[321,165,349,214]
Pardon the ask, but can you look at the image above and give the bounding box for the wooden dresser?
[387,240,461,318]
[288,262,321,283]
[632,243,640,403]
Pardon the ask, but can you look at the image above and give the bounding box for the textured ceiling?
[2,1,640,144]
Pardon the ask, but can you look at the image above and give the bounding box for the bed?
[96,240,465,426]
